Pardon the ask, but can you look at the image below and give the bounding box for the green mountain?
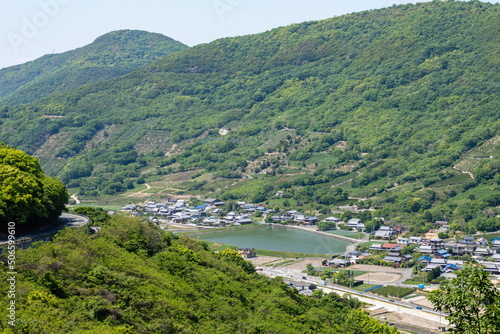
[1,1,499,232]
[0,30,187,105]
[0,216,398,333]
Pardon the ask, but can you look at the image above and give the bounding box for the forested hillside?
[0,1,499,232]
[0,30,187,105]
[0,143,68,232]
[0,217,398,333]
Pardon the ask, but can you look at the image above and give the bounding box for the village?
[119,197,500,281]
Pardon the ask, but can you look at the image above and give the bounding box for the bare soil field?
[356,272,401,283]
[249,256,326,271]
[349,264,406,273]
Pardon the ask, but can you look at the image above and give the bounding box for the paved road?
[258,266,448,326]
[58,212,89,228]
[0,213,89,244]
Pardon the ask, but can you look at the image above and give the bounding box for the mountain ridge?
[0,29,187,105]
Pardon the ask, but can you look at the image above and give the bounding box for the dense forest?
[0,30,187,105]
[0,1,499,232]
[0,217,398,333]
[0,143,68,232]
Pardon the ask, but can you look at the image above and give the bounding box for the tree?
[426,266,441,282]
[428,264,500,333]
[73,206,111,226]
[317,221,336,231]
[0,144,68,230]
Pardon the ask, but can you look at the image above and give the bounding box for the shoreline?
[183,223,362,255]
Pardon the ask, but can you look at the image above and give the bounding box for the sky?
[0,0,433,70]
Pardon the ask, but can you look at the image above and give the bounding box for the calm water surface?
[197,227,352,254]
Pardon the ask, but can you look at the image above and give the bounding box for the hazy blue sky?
[0,0,431,69]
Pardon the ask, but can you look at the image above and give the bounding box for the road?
[257,265,448,329]
[58,212,89,228]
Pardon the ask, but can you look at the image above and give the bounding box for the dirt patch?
[405,296,435,308]
[378,311,445,332]
[356,272,401,283]
[349,264,406,273]
[248,256,327,272]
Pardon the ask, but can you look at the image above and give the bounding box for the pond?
[196,226,352,255]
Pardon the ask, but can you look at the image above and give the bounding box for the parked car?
[416,306,422,310]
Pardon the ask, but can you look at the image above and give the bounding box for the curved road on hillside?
[0,213,89,243]
[58,213,89,228]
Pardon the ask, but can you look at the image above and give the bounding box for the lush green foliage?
[72,207,112,226]
[428,264,500,333]
[0,1,499,232]
[0,143,68,230]
[372,286,416,298]
[0,216,398,333]
[0,30,187,105]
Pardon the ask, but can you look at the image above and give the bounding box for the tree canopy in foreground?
[0,143,68,231]
[428,264,500,334]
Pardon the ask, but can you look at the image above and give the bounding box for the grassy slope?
[0,217,398,333]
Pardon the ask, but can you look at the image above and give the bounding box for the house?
[238,248,255,259]
[445,240,465,255]
[442,264,458,273]
[204,198,220,205]
[397,238,409,245]
[381,243,402,251]
[478,238,488,247]
[435,221,450,231]
[339,205,358,212]
[341,251,362,259]
[428,238,445,250]
[304,216,319,225]
[482,262,500,275]
[434,249,451,259]
[293,214,306,222]
[237,218,254,225]
[373,226,397,239]
[422,258,447,272]
[203,217,219,225]
[464,243,477,255]
[461,236,476,245]
[369,243,383,251]
[383,256,404,266]
[121,204,136,211]
[346,219,365,231]
[408,236,423,245]
[473,247,491,258]
[403,254,413,262]
[271,215,284,222]
[430,258,447,266]
[418,255,432,264]
[387,251,401,257]
[417,245,433,254]
[328,259,350,268]
[324,217,340,223]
